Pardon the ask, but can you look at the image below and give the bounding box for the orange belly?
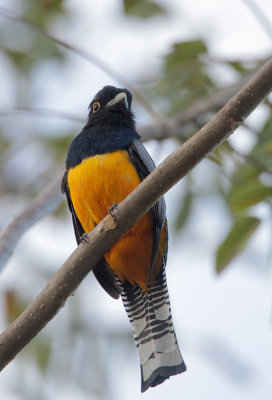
[67,150,154,290]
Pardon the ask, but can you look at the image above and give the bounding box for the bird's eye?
[93,102,100,113]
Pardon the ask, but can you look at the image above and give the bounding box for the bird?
[62,85,186,392]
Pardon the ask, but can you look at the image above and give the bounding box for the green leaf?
[4,291,27,324]
[28,338,51,374]
[265,140,272,155]
[229,178,272,212]
[3,38,64,74]
[232,161,260,182]
[229,61,248,73]
[250,115,272,170]
[209,140,234,167]
[207,153,223,167]
[36,340,51,373]
[154,39,213,116]
[258,114,272,141]
[123,0,166,18]
[3,49,33,74]
[22,0,65,27]
[174,189,193,231]
[166,40,207,69]
[30,36,65,61]
[216,216,260,273]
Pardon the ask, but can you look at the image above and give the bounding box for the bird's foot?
[109,203,118,222]
[80,233,89,244]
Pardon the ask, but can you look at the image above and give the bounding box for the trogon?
[62,85,186,392]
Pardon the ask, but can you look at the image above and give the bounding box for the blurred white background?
[0,0,271,399]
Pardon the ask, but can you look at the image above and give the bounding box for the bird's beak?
[105,92,128,109]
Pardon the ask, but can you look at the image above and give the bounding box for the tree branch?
[0,57,271,370]
[0,176,62,272]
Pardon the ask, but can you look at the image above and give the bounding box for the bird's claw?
[109,203,118,222]
[80,233,89,244]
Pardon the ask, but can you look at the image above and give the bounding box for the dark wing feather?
[93,259,121,299]
[62,171,85,243]
[128,138,167,283]
[61,171,121,299]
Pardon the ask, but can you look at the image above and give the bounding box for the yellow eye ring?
[93,101,100,113]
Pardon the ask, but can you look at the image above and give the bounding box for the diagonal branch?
[0,57,271,370]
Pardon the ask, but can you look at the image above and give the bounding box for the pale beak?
[105,92,128,109]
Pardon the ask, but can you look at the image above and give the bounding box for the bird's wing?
[128,138,167,283]
[61,170,85,244]
[61,171,121,299]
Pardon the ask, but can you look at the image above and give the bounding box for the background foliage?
[0,0,271,399]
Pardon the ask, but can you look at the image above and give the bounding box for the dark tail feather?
[121,268,186,392]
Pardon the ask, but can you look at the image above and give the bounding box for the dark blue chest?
[66,127,140,168]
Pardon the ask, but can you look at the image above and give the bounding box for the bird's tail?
[121,268,186,392]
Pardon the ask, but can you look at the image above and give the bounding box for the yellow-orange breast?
[67,150,157,290]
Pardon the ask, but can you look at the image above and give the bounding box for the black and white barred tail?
[121,267,186,392]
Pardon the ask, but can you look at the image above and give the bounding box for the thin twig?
[0,57,271,370]
[0,76,252,136]
[0,176,63,272]
[0,70,260,142]
[0,107,85,123]
[0,6,161,122]
[139,69,257,141]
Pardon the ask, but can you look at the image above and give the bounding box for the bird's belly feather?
[67,150,153,290]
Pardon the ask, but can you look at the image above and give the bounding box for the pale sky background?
[0,0,272,399]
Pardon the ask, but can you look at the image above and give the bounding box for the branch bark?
[0,57,271,370]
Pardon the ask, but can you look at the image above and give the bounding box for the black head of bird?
[86,85,135,131]
[66,85,139,168]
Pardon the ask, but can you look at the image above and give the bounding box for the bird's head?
[87,85,135,130]
[66,86,139,166]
